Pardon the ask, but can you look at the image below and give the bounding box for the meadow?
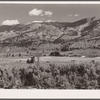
[0,56,100,89]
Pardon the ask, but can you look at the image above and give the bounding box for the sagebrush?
[0,60,100,89]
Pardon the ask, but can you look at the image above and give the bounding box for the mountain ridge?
[1,17,100,57]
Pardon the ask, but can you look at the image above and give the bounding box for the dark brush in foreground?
[0,60,100,89]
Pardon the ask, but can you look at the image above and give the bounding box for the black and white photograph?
[0,1,100,92]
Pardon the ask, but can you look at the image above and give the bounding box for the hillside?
[1,17,100,57]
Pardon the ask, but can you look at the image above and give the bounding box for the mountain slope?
[1,17,100,55]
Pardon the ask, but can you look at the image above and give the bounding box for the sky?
[0,4,100,25]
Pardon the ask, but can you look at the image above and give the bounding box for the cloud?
[44,11,53,17]
[2,20,20,25]
[29,8,53,17]
[68,14,79,17]
[74,14,79,17]
[33,20,55,23]
[45,20,55,22]
[33,20,43,23]
[29,8,43,16]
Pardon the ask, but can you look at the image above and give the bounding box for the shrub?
[0,60,100,89]
[49,51,60,56]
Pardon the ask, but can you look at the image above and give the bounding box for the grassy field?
[0,56,100,73]
[0,56,100,89]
